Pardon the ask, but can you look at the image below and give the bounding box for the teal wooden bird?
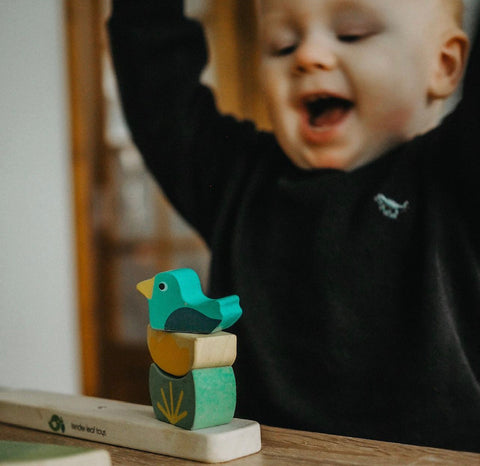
[136,268,242,334]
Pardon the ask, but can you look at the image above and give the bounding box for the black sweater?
[109,1,480,452]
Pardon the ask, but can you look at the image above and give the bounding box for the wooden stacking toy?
[0,272,260,463]
[137,268,243,431]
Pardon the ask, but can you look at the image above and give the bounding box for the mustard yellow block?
[147,325,237,376]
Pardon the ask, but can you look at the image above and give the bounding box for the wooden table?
[2,422,479,465]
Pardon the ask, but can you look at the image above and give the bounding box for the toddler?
[109,0,480,452]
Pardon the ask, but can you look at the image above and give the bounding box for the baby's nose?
[293,35,338,73]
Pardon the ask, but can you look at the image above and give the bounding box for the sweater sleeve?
[107,0,267,244]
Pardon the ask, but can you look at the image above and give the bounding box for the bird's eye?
[158,282,168,292]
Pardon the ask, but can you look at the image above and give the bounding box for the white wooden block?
[0,388,261,464]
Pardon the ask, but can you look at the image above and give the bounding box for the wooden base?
[0,388,261,463]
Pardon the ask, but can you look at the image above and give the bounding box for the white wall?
[0,0,80,394]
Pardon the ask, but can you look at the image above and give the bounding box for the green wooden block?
[0,441,110,465]
[149,363,236,430]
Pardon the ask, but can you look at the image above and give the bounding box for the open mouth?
[304,95,354,129]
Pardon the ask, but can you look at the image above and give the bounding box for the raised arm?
[108,0,267,243]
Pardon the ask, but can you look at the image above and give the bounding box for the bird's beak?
[136,277,154,299]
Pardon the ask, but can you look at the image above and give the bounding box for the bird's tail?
[217,295,242,330]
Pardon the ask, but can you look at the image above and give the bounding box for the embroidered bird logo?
[137,268,242,334]
[374,194,409,220]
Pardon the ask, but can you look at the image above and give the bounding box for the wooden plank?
[0,388,260,464]
[64,0,105,397]
[258,426,480,465]
[4,421,480,465]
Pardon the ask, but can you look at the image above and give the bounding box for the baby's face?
[257,0,454,170]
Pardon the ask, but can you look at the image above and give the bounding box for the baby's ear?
[428,30,469,100]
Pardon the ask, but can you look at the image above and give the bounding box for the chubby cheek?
[261,74,287,118]
[357,59,423,139]
[376,105,415,139]
[261,78,297,142]
[361,81,420,142]
[264,97,290,146]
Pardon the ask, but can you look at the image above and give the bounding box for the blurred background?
[0,0,267,405]
[1,0,478,405]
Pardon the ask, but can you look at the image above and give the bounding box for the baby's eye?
[336,23,382,44]
[338,33,368,43]
[274,44,297,56]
